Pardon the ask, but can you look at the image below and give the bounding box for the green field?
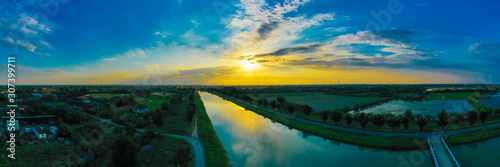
[445,126,500,146]
[137,135,194,167]
[135,96,171,111]
[10,142,77,167]
[248,92,383,111]
[88,93,130,99]
[428,92,479,100]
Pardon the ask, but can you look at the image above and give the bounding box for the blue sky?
[1,0,499,85]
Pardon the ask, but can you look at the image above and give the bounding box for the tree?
[404,110,413,120]
[257,99,263,105]
[270,100,277,109]
[372,114,385,128]
[262,99,269,108]
[345,114,353,127]
[277,97,287,105]
[56,123,72,137]
[242,95,253,102]
[321,111,329,122]
[161,102,170,112]
[401,116,410,130]
[467,110,478,127]
[0,154,11,167]
[113,135,139,167]
[173,146,194,167]
[454,114,463,127]
[415,114,427,131]
[437,109,449,129]
[331,110,343,125]
[387,115,401,130]
[286,105,295,114]
[479,111,489,124]
[302,105,312,116]
[40,94,55,102]
[358,113,370,129]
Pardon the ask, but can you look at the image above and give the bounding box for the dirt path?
[191,116,198,139]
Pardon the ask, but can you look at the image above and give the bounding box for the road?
[86,114,206,167]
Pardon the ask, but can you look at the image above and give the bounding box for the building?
[42,88,54,94]
[133,104,149,113]
[33,127,46,139]
[77,95,91,103]
[19,105,29,111]
[50,126,58,136]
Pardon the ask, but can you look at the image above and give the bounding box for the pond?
[199,92,433,167]
[450,136,500,167]
[479,93,500,109]
[355,100,475,116]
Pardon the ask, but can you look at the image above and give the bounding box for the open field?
[445,126,500,146]
[88,93,130,99]
[248,92,383,111]
[135,96,171,111]
[145,94,192,136]
[10,142,77,167]
[194,92,230,167]
[138,135,194,167]
[212,91,426,150]
[428,92,479,100]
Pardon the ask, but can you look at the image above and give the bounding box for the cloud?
[40,40,52,48]
[102,58,118,62]
[225,0,334,57]
[255,43,323,57]
[154,31,171,38]
[190,19,199,27]
[1,36,37,52]
[256,21,279,40]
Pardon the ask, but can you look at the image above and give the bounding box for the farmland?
[428,92,480,100]
[88,93,130,99]
[248,92,383,111]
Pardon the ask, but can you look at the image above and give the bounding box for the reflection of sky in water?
[479,93,500,109]
[356,100,474,116]
[450,136,500,167]
[200,92,433,167]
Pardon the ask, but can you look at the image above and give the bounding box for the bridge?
[427,137,461,167]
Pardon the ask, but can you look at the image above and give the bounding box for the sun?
[240,59,259,71]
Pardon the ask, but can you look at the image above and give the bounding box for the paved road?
[86,114,206,167]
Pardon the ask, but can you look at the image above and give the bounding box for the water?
[199,92,433,167]
[356,100,474,116]
[450,136,500,167]
[479,93,500,109]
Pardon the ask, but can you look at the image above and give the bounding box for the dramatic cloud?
[255,43,323,57]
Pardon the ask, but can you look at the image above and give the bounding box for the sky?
[0,0,499,85]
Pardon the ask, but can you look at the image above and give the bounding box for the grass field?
[194,91,230,167]
[445,126,500,146]
[212,91,426,150]
[428,92,479,100]
[10,142,76,167]
[248,92,383,111]
[135,96,171,111]
[88,93,130,99]
[137,135,194,167]
[145,94,192,136]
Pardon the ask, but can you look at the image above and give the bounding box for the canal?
[199,92,434,167]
